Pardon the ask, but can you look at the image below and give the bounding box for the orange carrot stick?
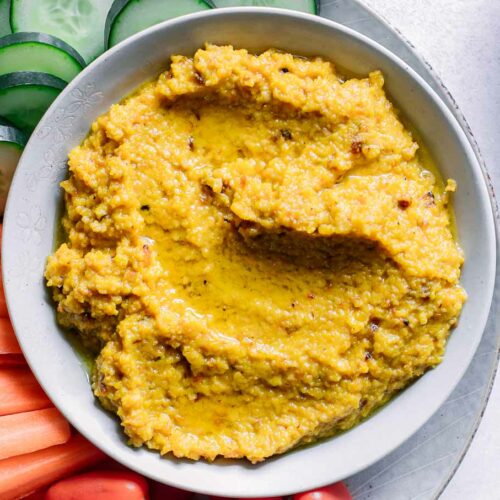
[0,267,7,318]
[0,318,20,354]
[0,354,25,366]
[0,434,106,500]
[0,407,71,460]
[0,225,6,318]
[0,368,51,416]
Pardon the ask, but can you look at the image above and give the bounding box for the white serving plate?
[2,8,496,498]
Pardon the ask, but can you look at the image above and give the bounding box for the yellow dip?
[45,45,466,463]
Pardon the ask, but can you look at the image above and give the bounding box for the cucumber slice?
[0,118,27,146]
[0,0,10,36]
[0,121,26,214]
[0,32,85,82]
[106,0,214,48]
[213,0,319,14]
[10,0,114,63]
[0,71,66,132]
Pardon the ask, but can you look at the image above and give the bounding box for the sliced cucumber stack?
[10,0,115,63]
[0,118,27,214]
[0,0,10,37]
[0,71,66,132]
[213,0,319,13]
[0,32,85,82]
[106,0,214,48]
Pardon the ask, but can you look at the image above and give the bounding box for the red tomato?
[211,496,282,500]
[293,483,352,500]
[237,497,282,500]
[152,482,193,500]
[45,470,149,500]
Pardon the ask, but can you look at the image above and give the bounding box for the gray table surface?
[357,1,500,498]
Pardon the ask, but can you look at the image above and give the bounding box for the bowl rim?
[2,7,496,497]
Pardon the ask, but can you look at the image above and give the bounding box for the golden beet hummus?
[45,45,466,463]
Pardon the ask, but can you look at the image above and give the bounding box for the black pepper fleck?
[425,191,436,207]
[280,129,293,140]
[369,317,381,332]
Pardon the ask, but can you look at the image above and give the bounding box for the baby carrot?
[0,368,51,416]
[0,407,71,460]
[0,434,105,500]
[0,354,25,366]
[0,221,6,317]
[0,318,20,354]
[0,266,7,318]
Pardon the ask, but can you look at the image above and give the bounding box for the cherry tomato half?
[293,483,352,500]
[45,470,149,500]
[238,497,283,500]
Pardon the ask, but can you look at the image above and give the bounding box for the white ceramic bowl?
[2,8,496,497]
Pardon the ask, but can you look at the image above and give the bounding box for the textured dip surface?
[45,45,466,463]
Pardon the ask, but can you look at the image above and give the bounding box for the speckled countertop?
[362,1,500,498]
